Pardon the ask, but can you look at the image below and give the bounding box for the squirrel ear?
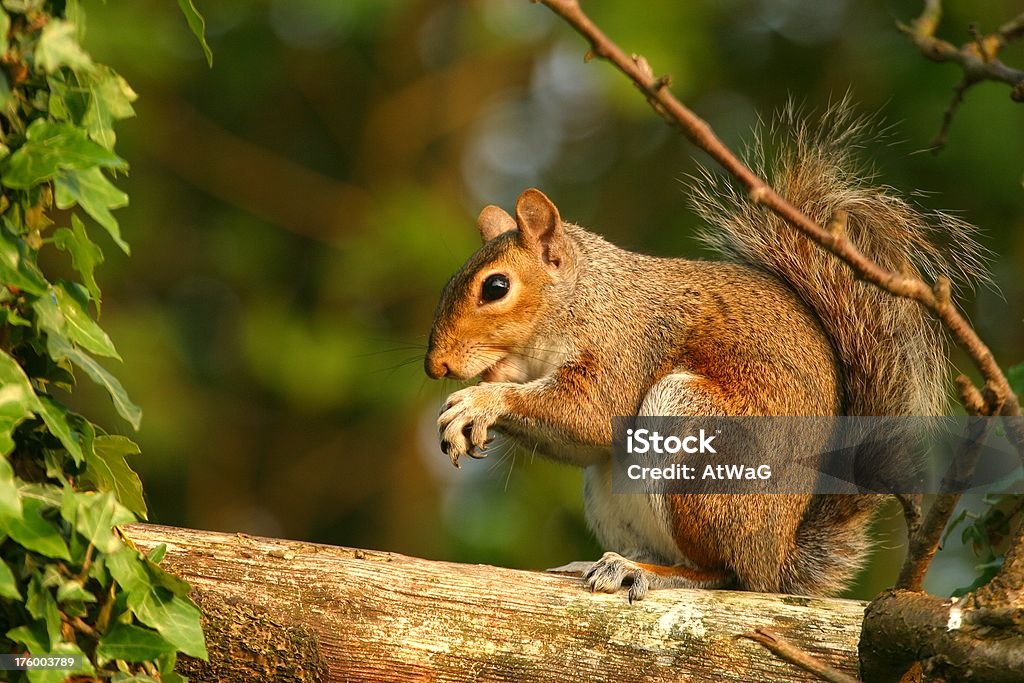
[476,205,516,243]
[515,188,563,267]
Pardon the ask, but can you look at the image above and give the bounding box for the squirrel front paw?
[437,384,507,467]
[583,552,651,603]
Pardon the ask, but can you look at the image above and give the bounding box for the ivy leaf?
[26,572,61,645]
[0,496,70,560]
[34,395,90,466]
[47,71,89,123]
[46,334,142,430]
[34,281,120,359]
[176,0,213,67]
[74,490,135,553]
[0,456,21,519]
[54,215,104,310]
[56,578,96,603]
[54,166,130,254]
[129,587,208,659]
[1,119,125,190]
[97,623,177,664]
[107,546,150,593]
[6,622,49,653]
[0,224,49,296]
[26,641,95,683]
[147,543,167,564]
[1007,363,1024,398]
[0,307,31,327]
[0,349,43,456]
[81,434,147,519]
[82,66,137,149]
[35,20,94,74]
[0,556,20,599]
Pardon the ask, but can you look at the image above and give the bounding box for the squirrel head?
[425,188,573,382]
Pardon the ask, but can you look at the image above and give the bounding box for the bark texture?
[124,523,867,682]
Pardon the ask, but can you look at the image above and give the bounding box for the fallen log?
[124,523,866,682]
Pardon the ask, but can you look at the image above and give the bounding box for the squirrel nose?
[424,352,450,379]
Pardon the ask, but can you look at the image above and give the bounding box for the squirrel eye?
[481,273,510,302]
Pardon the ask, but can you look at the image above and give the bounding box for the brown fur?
[426,103,985,597]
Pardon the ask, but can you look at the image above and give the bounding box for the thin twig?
[738,628,860,683]
[902,0,1024,144]
[897,417,996,590]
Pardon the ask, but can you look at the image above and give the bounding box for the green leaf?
[0,225,49,296]
[54,215,104,310]
[0,307,31,326]
[35,395,91,465]
[147,543,167,564]
[82,66,137,149]
[46,334,142,430]
[54,166,130,254]
[56,578,96,603]
[6,622,49,653]
[0,496,70,560]
[34,281,120,359]
[1,119,125,190]
[145,557,193,601]
[0,349,43,456]
[81,434,146,519]
[97,623,177,664]
[0,70,12,114]
[177,0,213,67]
[47,71,89,123]
[0,455,21,519]
[1007,363,1024,398]
[27,572,61,645]
[0,556,20,599]
[107,546,150,593]
[2,0,44,13]
[35,19,94,74]
[129,587,207,659]
[74,490,135,553]
[26,641,94,683]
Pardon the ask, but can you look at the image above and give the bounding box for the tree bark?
[124,523,866,682]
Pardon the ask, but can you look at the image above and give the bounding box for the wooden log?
[124,523,866,682]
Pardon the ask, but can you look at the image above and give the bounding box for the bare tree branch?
[739,628,860,683]
[901,1,1024,150]
[897,417,996,591]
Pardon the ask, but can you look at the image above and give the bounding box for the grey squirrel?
[424,105,983,599]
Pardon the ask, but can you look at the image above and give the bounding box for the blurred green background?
[57,0,1023,600]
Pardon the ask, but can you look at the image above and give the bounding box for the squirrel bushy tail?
[689,100,988,593]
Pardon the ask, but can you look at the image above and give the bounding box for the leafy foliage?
[942,362,1024,595]
[0,2,209,680]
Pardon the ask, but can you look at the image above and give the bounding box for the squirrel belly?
[426,106,984,597]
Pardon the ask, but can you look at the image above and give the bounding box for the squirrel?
[424,105,983,599]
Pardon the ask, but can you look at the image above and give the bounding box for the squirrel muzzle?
[424,347,451,380]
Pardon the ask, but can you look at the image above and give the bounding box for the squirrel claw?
[582,552,651,603]
[436,384,505,467]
